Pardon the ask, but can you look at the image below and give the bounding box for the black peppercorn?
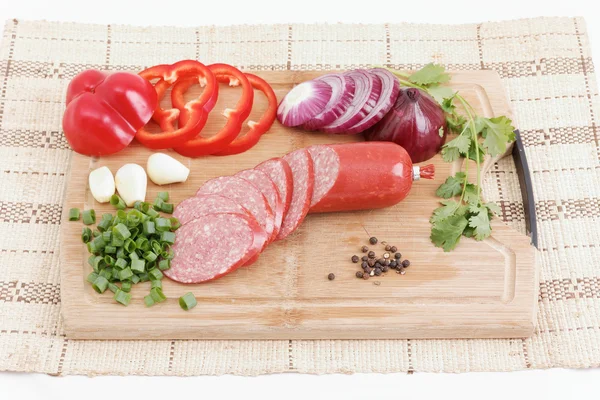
[390,246,397,253]
[377,258,385,265]
[394,253,402,260]
[367,259,376,267]
[382,266,389,273]
[385,245,391,251]
[328,273,335,280]
[374,262,381,269]
[362,272,370,280]
[368,251,376,259]
[369,237,378,245]
[361,246,369,253]
[384,259,390,266]
[402,260,410,268]
[356,271,364,279]
[351,255,359,263]
[365,267,373,274]
[361,255,368,262]
[361,261,368,269]
[374,268,382,276]
[390,260,398,268]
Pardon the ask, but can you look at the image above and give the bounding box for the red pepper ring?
[136,60,218,149]
[213,74,278,156]
[173,63,254,157]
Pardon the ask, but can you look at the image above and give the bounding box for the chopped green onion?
[127,209,144,227]
[115,209,127,224]
[140,213,149,223]
[142,221,156,236]
[162,250,175,260]
[143,251,157,262]
[148,267,163,281]
[135,237,149,252]
[108,282,119,293]
[146,208,159,219]
[151,240,162,254]
[155,218,171,232]
[104,245,116,254]
[93,230,101,237]
[144,295,155,307]
[131,274,141,284]
[115,257,128,270]
[129,227,140,239]
[118,267,133,281]
[102,231,112,243]
[97,217,112,232]
[124,238,136,253]
[153,197,165,211]
[138,272,149,282]
[91,235,106,252]
[103,254,115,266]
[102,213,113,221]
[92,256,106,272]
[111,267,120,282]
[179,292,197,311]
[150,287,166,303]
[161,203,174,214]
[121,281,132,293]
[158,259,170,271]
[150,280,162,289]
[169,217,181,230]
[160,231,176,244]
[82,209,96,225]
[131,259,145,274]
[116,247,126,259]
[140,202,151,213]
[82,227,92,243]
[111,234,125,247]
[157,192,169,202]
[87,255,96,267]
[133,201,144,211]
[112,223,131,240]
[92,276,109,293]
[146,260,156,270]
[114,289,131,306]
[110,194,127,210]
[69,208,80,221]
[99,268,112,280]
[86,272,99,283]
[129,251,139,260]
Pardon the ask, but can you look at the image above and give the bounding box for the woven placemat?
[0,16,599,376]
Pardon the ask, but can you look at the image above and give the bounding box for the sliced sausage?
[255,157,294,219]
[174,194,250,226]
[276,149,314,240]
[196,176,275,241]
[164,213,268,283]
[235,169,284,240]
[309,142,415,213]
[307,145,340,207]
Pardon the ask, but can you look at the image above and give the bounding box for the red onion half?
[343,68,400,135]
[364,88,447,163]
[303,74,356,131]
[277,80,332,127]
[322,70,382,134]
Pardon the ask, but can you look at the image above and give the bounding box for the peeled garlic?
[147,153,190,185]
[115,163,147,206]
[88,166,115,203]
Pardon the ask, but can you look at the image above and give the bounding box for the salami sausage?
[309,142,434,213]
[174,194,250,226]
[277,149,314,240]
[255,157,294,219]
[196,176,275,241]
[164,213,268,283]
[235,169,284,239]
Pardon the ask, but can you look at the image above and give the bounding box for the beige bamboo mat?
[0,16,599,375]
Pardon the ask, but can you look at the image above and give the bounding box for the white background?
[1,0,599,398]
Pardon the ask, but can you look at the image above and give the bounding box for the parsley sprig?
[379,64,515,251]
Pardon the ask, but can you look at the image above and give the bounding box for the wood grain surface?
[60,70,538,339]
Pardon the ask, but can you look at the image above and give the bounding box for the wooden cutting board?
[60,70,538,339]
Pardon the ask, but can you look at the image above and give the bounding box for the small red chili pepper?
[214,74,277,156]
[136,60,218,149]
[173,63,254,157]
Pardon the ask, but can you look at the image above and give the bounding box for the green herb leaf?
[444,133,471,155]
[439,126,444,138]
[463,183,480,205]
[430,200,468,224]
[441,147,460,162]
[485,202,501,216]
[435,173,466,199]
[431,214,469,252]
[468,208,492,241]
[480,116,515,157]
[409,63,451,86]
[427,85,455,105]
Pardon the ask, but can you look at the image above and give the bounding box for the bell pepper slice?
[136,60,217,149]
[172,63,254,157]
[213,74,277,156]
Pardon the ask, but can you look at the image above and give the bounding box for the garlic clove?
[115,163,147,207]
[147,153,190,186]
[88,166,115,203]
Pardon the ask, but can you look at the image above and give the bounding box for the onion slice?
[303,74,356,131]
[321,70,382,134]
[343,68,400,135]
[277,80,333,127]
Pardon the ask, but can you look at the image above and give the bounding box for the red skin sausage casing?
[309,142,418,213]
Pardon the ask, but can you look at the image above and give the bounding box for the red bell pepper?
[136,60,218,149]
[62,70,158,156]
[173,63,254,157]
[213,74,277,156]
